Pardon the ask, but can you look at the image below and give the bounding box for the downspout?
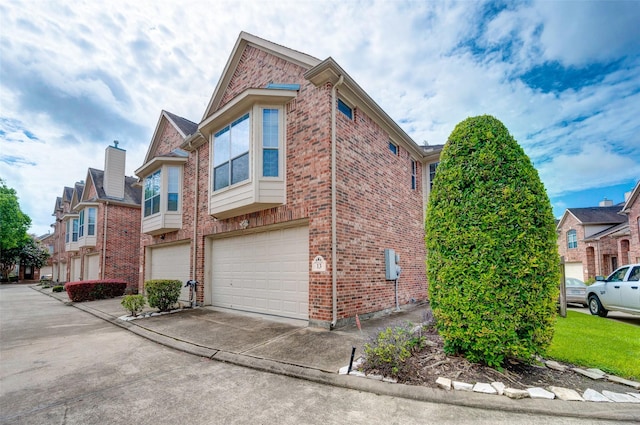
[331,75,344,328]
[192,147,199,306]
[101,202,109,279]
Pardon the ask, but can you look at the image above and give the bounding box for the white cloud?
[1,0,639,235]
[538,143,640,196]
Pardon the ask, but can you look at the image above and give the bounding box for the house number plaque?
[312,255,326,272]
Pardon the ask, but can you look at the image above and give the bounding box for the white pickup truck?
[586,263,640,317]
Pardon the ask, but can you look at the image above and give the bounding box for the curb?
[31,286,640,422]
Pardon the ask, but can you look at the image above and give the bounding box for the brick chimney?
[104,141,126,199]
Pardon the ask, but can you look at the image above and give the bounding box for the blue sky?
[1,0,639,236]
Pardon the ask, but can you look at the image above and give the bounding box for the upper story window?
[262,109,279,177]
[144,170,161,217]
[388,141,398,155]
[337,99,353,120]
[213,114,250,191]
[66,218,78,243]
[567,229,577,249]
[429,162,439,189]
[411,160,418,190]
[79,207,96,237]
[144,166,181,216]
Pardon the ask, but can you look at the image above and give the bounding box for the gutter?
[101,202,109,279]
[331,75,344,328]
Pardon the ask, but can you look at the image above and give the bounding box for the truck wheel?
[588,295,608,317]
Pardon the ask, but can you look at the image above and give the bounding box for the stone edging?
[340,358,640,404]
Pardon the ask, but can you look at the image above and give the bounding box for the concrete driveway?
[4,284,624,425]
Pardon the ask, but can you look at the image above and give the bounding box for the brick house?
[619,180,640,264]
[136,32,441,328]
[50,144,141,288]
[51,185,80,283]
[556,182,640,281]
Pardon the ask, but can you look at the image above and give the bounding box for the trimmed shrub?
[363,323,426,377]
[65,280,127,302]
[425,115,559,367]
[145,279,181,312]
[52,285,64,293]
[121,294,146,317]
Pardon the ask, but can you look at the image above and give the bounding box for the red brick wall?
[141,45,428,325]
[334,98,426,320]
[627,194,640,264]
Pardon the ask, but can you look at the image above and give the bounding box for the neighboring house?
[619,180,640,264]
[50,144,141,288]
[136,32,442,328]
[51,186,78,283]
[556,185,640,281]
[31,232,55,280]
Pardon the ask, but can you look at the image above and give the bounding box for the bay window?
[199,87,295,219]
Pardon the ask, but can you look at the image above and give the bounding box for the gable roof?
[567,205,626,225]
[52,196,62,215]
[202,32,321,121]
[141,110,197,166]
[621,180,640,214]
[82,168,141,207]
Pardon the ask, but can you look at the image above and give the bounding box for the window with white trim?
[411,160,418,190]
[338,99,353,120]
[167,166,179,211]
[429,162,439,190]
[144,170,161,217]
[213,114,250,191]
[567,229,577,249]
[389,141,398,155]
[262,109,279,177]
[79,207,96,237]
[66,218,79,243]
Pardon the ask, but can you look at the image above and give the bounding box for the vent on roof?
[599,198,613,207]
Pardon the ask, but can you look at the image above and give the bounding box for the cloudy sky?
[2,0,639,236]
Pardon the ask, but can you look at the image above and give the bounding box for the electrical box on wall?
[384,248,401,280]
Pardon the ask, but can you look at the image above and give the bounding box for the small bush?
[363,323,426,377]
[52,285,64,292]
[121,294,146,317]
[145,279,181,312]
[65,280,127,302]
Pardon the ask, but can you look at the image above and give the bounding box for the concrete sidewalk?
[31,286,640,422]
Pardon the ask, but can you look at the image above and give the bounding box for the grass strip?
[547,311,640,380]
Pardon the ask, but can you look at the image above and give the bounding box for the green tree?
[425,115,559,367]
[0,179,32,280]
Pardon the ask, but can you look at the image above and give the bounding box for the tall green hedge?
[425,115,559,367]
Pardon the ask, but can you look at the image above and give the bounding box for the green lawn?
[546,311,640,380]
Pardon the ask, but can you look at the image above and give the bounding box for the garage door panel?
[211,226,309,320]
[149,243,191,303]
[565,262,584,281]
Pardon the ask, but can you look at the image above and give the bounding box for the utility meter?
[384,248,401,280]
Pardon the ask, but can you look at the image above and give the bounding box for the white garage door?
[85,255,100,280]
[59,262,67,283]
[148,243,191,302]
[70,257,81,282]
[565,262,584,281]
[210,226,309,320]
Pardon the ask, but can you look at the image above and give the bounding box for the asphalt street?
[0,284,632,425]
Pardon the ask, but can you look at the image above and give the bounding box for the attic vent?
[266,83,300,90]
